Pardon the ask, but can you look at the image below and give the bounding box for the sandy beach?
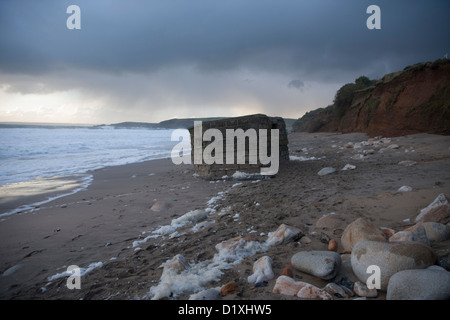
[1,132,449,300]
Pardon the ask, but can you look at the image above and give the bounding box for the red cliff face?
[294,59,450,137]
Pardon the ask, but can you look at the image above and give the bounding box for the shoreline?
[0,132,449,300]
[0,155,179,219]
[0,157,232,299]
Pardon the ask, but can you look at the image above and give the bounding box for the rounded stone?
[341,218,387,252]
[386,269,450,300]
[291,250,341,280]
[351,240,436,291]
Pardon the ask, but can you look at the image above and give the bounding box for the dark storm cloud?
[1,0,449,80]
[1,0,450,123]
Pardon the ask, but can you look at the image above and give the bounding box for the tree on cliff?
[333,76,375,120]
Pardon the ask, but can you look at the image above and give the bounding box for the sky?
[0,0,449,125]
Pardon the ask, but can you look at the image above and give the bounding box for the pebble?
[341,217,387,252]
[291,250,341,280]
[386,269,450,300]
[220,281,239,296]
[351,240,436,290]
[353,281,378,298]
[317,167,336,176]
[280,267,293,278]
[323,283,351,298]
[247,256,274,285]
[387,144,399,149]
[297,284,333,300]
[341,164,356,171]
[328,239,338,252]
[150,200,173,212]
[266,224,304,246]
[397,186,413,192]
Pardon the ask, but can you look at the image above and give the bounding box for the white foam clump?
[148,237,270,300]
[47,262,103,282]
[148,224,304,300]
[247,256,274,284]
[191,220,215,233]
[133,209,209,247]
[153,209,208,236]
[289,155,318,161]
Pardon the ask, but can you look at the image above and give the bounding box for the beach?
[1,131,449,300]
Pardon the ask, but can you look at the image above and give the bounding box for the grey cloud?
[288,80,305,91]
[1,0,449,124]
[1,0,449,80]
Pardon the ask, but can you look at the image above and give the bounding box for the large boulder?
[386,268,450,300]
[351,240,436,291]
[341,218,387,252]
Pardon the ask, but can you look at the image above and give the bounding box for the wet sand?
[0,132,449,300]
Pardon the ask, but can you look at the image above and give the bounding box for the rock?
[323,283,350,299]
[280,267,293,278]
[341,218,387,252]
[216,236,257,252]
[300,236,312,244]
[387,144,399,149]
[421,222,450,242]
[272,275,308,296]
[341,164,356,171]
[297,284,333,300]
[389,224,430,246]
[380,227,396,239]
[386,269,450,300]
[220,281,239,296]
[317,167,336,176]
[315,213,346,230]
[150,200,173,212]
[266,224,304,246]
[351,240,436,291]
[248,256,275,285]
[397,186,413,192]
[353,281,378,298]
[291,250,341,280]
[162,254,188,275]
[328,239,338,252]
[415,193,450,224]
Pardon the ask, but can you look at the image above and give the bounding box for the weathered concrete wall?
[188,114,289,179]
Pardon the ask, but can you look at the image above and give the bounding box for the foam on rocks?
[291,250,341,280]
[350,240,436,291]
[266,224,303,246]
[248,256,275,285]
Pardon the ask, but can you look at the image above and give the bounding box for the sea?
[0,125,190,218]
